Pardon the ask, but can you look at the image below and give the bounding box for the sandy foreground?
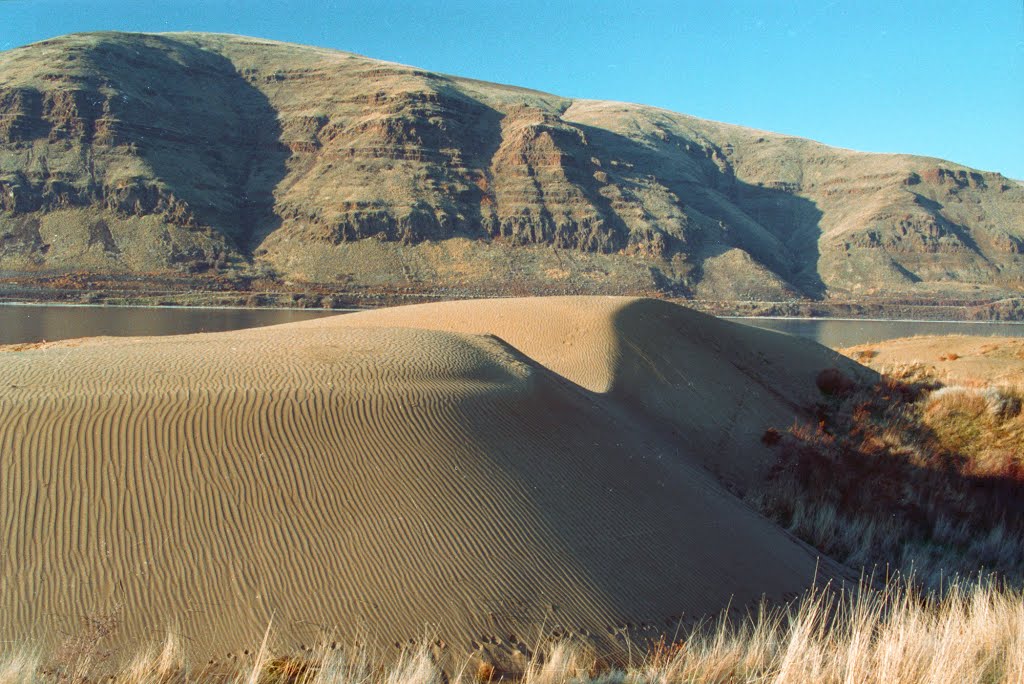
[0,296,859,666]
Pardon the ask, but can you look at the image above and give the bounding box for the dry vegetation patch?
[754,367,1024,588]
[923,386,1024,469]
[3,580,1021,683]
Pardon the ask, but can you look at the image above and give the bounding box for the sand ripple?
[0,298,855,663]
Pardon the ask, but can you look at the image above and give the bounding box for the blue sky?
[3,0,1022,178]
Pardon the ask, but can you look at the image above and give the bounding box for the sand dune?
[0,297,855,667]
[323,297,863,486]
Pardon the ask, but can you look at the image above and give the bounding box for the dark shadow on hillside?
[598,299,1024,591]
[423,80,506,242]
[422,86,636,253]
[913,193,986,257]
[605,298,873,479]
[596,300,1024,590]
[74,34,289,256]
[565,122,827,298]
[440,311,848,660]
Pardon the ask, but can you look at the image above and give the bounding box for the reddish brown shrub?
[761,427,782,445]
[815,368,855,396]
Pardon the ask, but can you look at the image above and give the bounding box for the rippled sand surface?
[0,297,858,665]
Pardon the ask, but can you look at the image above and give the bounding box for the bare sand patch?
[841,334,1024,387]
[323,296,864,487]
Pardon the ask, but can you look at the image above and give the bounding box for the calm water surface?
[4,304,1024,349]
[732,317,1024,349]
[0,304,341,345]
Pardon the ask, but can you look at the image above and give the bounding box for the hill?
[1,32,1022,309]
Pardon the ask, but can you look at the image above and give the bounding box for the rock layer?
[1,32,1022,300]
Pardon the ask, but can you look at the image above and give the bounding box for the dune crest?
[0,297,854,664]
[325,296,862,485]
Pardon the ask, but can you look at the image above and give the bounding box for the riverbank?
[3,272,1023,321]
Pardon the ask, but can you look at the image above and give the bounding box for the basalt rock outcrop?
[1,32,1022,302]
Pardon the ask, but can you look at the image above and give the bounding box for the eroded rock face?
[1,31,1022,300]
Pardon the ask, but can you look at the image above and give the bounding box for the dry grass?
[2,580,1021,683]
[752,370,1024,588]
[851,348,879,362]
[923,386,1024,468]
[39,610,120,683]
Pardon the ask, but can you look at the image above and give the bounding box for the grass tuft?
[5,579,1020,683]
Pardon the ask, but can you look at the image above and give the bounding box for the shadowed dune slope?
[0,297,849,664]
[323,296,868,485]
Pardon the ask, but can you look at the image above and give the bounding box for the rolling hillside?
[1,32,1022,305]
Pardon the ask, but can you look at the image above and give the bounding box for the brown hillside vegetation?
[0,297,855,670]
[1,32,1023,306]
[739,334,1024,591]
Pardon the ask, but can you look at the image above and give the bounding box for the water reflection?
[0,305,340,345]
[4,304,1024,350]
[731,317,1024,349]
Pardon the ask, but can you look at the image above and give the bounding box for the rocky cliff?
[2,32,1022,304]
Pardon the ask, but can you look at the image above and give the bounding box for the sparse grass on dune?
[753,368,1024,588]
[923,385,1024,468]
[3,579,1021,683]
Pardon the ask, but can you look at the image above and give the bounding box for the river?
[0,304,340,346]
[2,303,1024,349]
[730,316,1024,349]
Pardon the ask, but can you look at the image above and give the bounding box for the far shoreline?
[723,314,1024,325]
[2,273,1023,322]
[0,299,361,313]
[4,299,1024,327]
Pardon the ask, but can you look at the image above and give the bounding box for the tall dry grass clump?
[1,579,1021,683]
[923,385,1024,472]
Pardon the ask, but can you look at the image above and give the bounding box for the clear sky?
[3,0,1022,178]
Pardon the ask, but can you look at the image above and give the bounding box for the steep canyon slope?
[1,32,1022,304]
